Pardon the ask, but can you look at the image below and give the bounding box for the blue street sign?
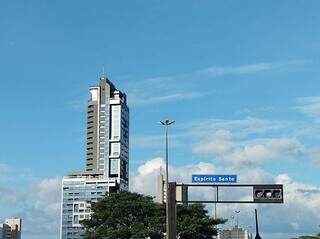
[192,174,237,183]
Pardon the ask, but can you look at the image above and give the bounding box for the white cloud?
[66,99,87,110]
[188,118,304,165]
[132,117,292,149]
[296,96,320,120]
[18,177,61,239]
[309,150,320,167]
[125,60,309,107]
[220,138,303,165]
[179,117,292,141]
[0,186,27,205]
[0,165,61,239]
[34,177,62,217]
[131,158,165,196]
[131,158,320,239]
[0,164,31,205]
[129,91,205,106]
[0,164,8,173]
[193,140,232,155]
[132,116,306,166]
[201,60,309,77]
[131,135,163,149]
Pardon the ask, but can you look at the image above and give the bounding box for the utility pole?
[235,210,240,239]
[160,120,175,239]
[214,186,218,219]
[168,182,177,239]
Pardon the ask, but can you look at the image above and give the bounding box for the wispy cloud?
[0,164,8,173]
[201,60,310,77]
[66,99,87,110]
[193,137,304,166]
[131,116,314,167]
[129,91,206,106]
[0,164,61,239]
[295,96,320,120]
[125,60,310,107]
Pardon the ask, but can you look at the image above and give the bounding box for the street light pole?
[160,119,175,239]
[235,210,240,239]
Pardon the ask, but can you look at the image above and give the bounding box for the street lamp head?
[160,120,175,126]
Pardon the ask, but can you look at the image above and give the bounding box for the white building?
[219,225,252,239]
[0,218,22,239]
[60,172,118,239]
[60,77,129,239]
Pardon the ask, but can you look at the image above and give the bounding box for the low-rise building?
[0,219,22,239]
[60,172,118,239]
[219,225,252,239]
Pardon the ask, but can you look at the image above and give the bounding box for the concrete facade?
[60,172,114,239]
[219,226,252,239]
[86,77,129,190]
[0,219,22,239]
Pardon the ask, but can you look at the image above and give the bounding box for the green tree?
[82,191,224,239]
[177,203,225,239]
[82,191,164,239]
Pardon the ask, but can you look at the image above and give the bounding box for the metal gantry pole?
[214,186,218,219]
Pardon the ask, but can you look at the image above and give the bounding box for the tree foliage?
[177,203,225,239]
[82,191,225,239]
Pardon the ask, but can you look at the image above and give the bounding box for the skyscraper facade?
[86,78,129,188]
[60,77,129,239]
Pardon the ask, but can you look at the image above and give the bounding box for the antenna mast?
[102,67,106,79]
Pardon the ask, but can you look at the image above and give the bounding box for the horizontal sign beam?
[174,183,284,204]
[177,200,282,204]
[176,183,282,187]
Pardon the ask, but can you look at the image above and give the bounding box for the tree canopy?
[82,191,225,239]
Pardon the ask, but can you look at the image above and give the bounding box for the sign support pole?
[214,186,218,219]
[168,182,177,239]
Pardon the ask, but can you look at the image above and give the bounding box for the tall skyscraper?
[60,76,129,239]
[86,77,129,189]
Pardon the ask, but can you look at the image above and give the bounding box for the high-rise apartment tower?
[86,77,129,189]
[60,76,129,239]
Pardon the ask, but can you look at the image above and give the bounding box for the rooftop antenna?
[101,66,106,79]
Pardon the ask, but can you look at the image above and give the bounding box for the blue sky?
[1,1,320,239]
